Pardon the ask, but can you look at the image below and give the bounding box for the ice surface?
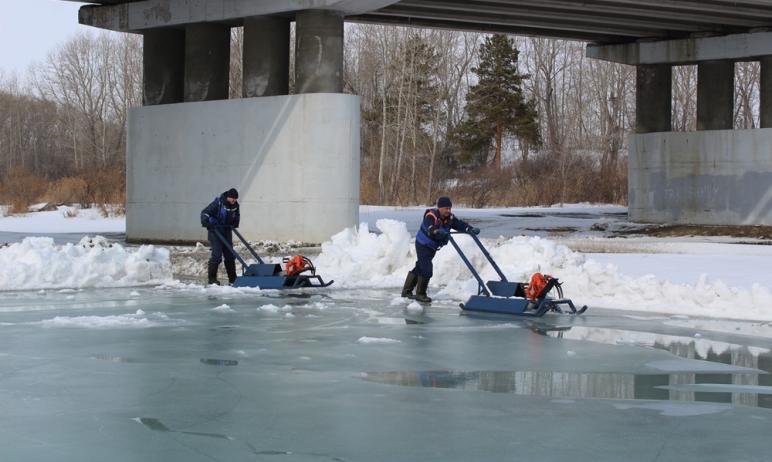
[0,286,771,461]
[359,203,627,239]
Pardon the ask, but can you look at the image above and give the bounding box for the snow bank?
[0,236,172,290]
[315,220,772,321]
[0,206,124,233]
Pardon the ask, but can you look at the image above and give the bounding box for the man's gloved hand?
[467,227,480,235]
[434,229,450,239]
[203,216,217,229]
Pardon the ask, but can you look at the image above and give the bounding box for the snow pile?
[0,236,172,290]
[316,220,413,286]
[257,304,292,314]
[315,219,772,320]
[357,336,401,344]
[612,402,729,417]
[40,310,178,329]
[212,304,234,313]
[406,301,424,314]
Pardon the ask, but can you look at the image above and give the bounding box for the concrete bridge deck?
[67,0,772,43]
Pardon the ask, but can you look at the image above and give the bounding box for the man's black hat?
[437,196,452,208]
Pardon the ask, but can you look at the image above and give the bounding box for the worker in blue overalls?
[401,196,480,303]
[200,188,240,285]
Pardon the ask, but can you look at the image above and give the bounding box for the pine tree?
[455,34,540,168]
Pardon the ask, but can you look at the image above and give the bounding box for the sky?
[0,1,109,78]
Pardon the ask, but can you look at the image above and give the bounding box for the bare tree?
[230,27,243,99]
[735,61,760,129]
[672,65,697,132]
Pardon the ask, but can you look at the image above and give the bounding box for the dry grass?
[45,176,90,206]
[446,156,628,207]
[0,168,126,215]
[0,167,49,213]
[616,224,772,240]
[85,169,126,216]
[361,152,628,208]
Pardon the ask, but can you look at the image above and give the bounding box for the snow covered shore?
[1,205,771,321]
[315,219,772,321]
[0,206,124,234]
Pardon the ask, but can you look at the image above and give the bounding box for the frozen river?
[1,286,770,461]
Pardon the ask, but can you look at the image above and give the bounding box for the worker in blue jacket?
[200,188,240,285]
[402,196,480,303]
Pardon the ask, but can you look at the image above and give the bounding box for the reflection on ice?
[134,417,347,460]
[657,384,772,394]
[540,325,771,358]
[362,321,772,409]
[199,358,239,366]
[89,354,139,363]
[362,368,772,410]
[134,417,235,440]
[645,359,761,373]
[612,402,731,417]
[363,370,638,399]
[530,323,772,408]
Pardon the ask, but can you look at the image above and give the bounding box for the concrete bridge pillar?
[184,23,231,102]
[761,56,772,129]
[589,32,772,226]
[697,60,735,130]
[142,29,185,106]
[295,10,344,93]
[636,64,671,133]
[243,16,290,97]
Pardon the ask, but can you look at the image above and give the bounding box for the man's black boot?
[401,271,418,299]
[225,260,238,285]
[207,263,220,285]
[415,276,432,303]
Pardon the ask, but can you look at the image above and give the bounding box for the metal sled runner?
[211,227,333,289]
[449,232,587,317]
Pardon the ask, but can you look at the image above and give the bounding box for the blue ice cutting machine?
[449,232,587,317]
[211,226,333,289]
